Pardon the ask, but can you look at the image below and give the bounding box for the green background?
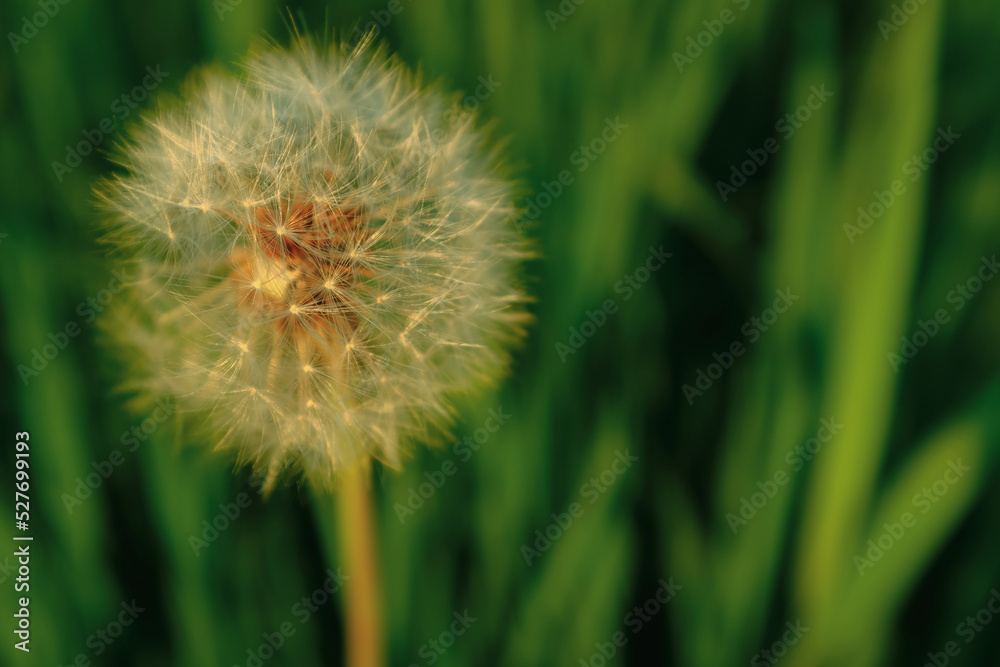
[2,0,1000,665]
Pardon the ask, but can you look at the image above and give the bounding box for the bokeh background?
[3,0,1000,665]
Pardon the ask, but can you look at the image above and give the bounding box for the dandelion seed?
[98,35,532,489]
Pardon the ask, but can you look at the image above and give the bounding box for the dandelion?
[98,35,532,490]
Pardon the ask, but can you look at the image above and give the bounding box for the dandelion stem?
[335,465,385,667]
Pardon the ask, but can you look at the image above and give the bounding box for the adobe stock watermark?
[555,245,671,362]
[213,0,244,20]
[888,255,999,372]
[672,0,752,73]
[8,0,72,54]
[750,620,809,666]
[51,66,169,182]
[393,406,511,523]
[716,85,833,202]
[350,0,417,44]
[578,578,681,666]
[922,588,1000,667]
[521,449,638,566]
[428,75,502,145]
[57,600,144,667]
[682,288,799,405]
[878,0,930,41]
[62,399,174,514]
[407,610,477,667]
[17,269,130,386]
[188,472,265,556]
[545,0,588,31]
[0,557,15,585]
[515,117,628,233]
[726,417,843,534]
[854,459,970,576]
[843,126,960,244]
[233,568,348,667]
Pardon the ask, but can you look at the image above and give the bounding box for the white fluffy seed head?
[98,36,532,490]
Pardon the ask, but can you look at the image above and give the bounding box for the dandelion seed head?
[98,36,532,488]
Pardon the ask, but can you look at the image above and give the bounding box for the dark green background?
[2,0,1000,665]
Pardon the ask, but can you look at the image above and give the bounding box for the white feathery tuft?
[98,35,532,489]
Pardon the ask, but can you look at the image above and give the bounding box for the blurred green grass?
[2,0,1000,665]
